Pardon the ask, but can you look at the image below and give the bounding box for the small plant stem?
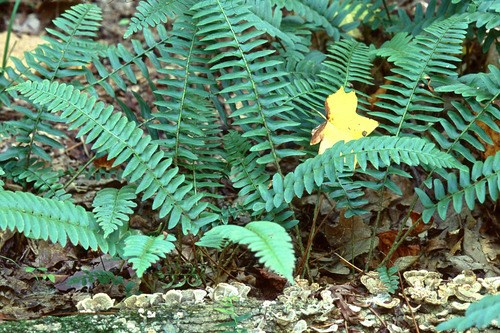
[379,215,421,268]
[1,0,21,74]
[63,155,96,189]
[191,242,207,287]
[334,253,363,273]
[368,307,387,329]
[365,187,387,271]
[199,247,234,282]
[399,271,420,333]
[381,0,393,24]
[297,194,323,279]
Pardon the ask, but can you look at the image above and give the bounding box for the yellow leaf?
[310,87,378,154]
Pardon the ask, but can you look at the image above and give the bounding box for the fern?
[0,167,5,188]
[429,66,499,162]
[319,39,373,90]
[123,234,176,278]
[224,131,270,212]
[192,0,303,171]
[92,185,137,238]
[283,0,359,40]
[372,15,468,136]
[10,80,217,233]
[376,266,399,294]
[196,221,295,282]
[0,190,112,253]
[244,0,312,61]
[436,294,500,332]
[259,136,462,214]
[389,0,468,35]
[467,0,500,52]
[416,151,500,223]
[152,13,225,195]
[10,161,70,201]
[0,4,104,205]
[124,0,191,39]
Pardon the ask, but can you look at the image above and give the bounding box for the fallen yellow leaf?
[311,86,378,154]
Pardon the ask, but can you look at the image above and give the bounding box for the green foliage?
[197,221,295,282]
[376,266,399,294]
[0,1,498,281]
[416,151,500,223]
[0,190,112,253]
[215,296,252,333]
[92,185,137,238]
[10,80,217,234]
[123,234,176,278]
[436,294,500,332]
[258,136,462,217]
[124,0,191,39]
[67,269,137,295]
[373,15,468,136]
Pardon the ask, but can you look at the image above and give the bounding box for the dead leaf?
[310,87,379,154]
[325,213,373,261]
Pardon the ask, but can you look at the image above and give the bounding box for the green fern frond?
[426,65,500,162]
[376,266,399,294]
[389,0,467,35]
[92,185,137,238]
[123,234,176,277]
[224,131,270,211]
[124,0,191,39]
[192,0,302,170]
[224,131,295,227]
[152,14,225,195]
[416,151,499,222]
[0,104,66,163]
[319,39,374,89]
[85,26,169,98]
[283,0,358,40]
[196,221,295,282]
[468,0,500,51]
[0,190,112,253]
[0,4,102,166]
[10,80,218,234]
[244,0,311,60]
[434,65,500,103]
[0,167,5,188]
[2,4,103,86]
[436,294,500,332]
[260,136,462,211]
[430,97,499,162]
[373,15,468,136]
[11,161,70,201]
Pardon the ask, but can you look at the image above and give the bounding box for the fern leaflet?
[10,80,218,234]
[197,221,295,282]
[92,185,137,238]
[416,151,500,222]
[0,190,112,253]
[123,234,176,277]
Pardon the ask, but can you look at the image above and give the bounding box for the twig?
[399,271,420,333]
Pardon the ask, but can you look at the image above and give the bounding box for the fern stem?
[380,92,500,267]
[0,0,21,73]
[381,0,393,24]
[215,0,283,175]
[365,184,386,271]
[63,154,96,189]
[297,193,322,279]
[379,212,421,268]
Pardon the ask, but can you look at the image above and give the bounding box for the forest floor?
[0,1,499,332]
